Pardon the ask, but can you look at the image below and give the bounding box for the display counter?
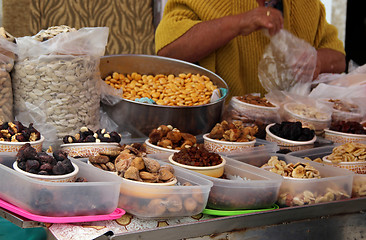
[1,197,365,240]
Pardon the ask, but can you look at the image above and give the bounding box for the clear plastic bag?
[12,27,109,149]
[258,29,317,96]
[0,37,16,123]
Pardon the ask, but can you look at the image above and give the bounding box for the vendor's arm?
[313,48,346,80]
[157,6,283,63]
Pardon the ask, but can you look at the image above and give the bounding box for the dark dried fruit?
[269,122,314,141]
[63,135,76,144]
[53,150,68,161]
[172,145,222,167]
[52,162,66,175]
[26,160,40,172]
[330,121,366,134]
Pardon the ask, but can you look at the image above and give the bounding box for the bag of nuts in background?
[0,28,16,124]
[12,26,109,149]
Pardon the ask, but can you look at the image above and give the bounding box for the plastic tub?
[117,159,213,219]
[199,157,283,210]
[352,174,366,197]
[226,151,354,207]
[0,154,122,217]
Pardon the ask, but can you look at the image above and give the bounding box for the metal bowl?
[99,54,229,138]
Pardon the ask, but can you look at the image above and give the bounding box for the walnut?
[223,128,241,141]
[208,123,224,139]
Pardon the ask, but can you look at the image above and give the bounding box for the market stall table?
[1,197,366,240]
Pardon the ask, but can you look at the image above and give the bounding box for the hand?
[237,6,283,36]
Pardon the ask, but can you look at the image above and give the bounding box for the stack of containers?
[289,145,366,198]
[117,159,213,219]
[0,154,122,217]
[225,150,354,207]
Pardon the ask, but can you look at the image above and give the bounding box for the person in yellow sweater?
[154,0,346,97]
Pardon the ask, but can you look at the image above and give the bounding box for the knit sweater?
[155,0,345,97]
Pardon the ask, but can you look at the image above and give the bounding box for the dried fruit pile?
[62,127,121,143]
[0,121,41,142]
[269,121,314,141]
[148,125,197,150]
[208,120,258,142]
[261,156,321,179]
[236,94,275,107]
[172,145,222,167]
[329,121,366,134]
[16,143,74,175]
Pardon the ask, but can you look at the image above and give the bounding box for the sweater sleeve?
[155,1,202,54]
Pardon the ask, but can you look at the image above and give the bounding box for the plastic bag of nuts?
[12,27,109,145]
[0,29,16,124]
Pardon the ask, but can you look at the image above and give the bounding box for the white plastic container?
[283,102,331,135]
[227,151,354,207]
[199,157,283,210]
[0,154,121,217]
[117,159,213,219]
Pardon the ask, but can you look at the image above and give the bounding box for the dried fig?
[89,154,110,164]
[143,158,160,173]
[130,157,145,171]
[124,166,141,181]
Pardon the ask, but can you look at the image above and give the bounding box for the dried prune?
[53,150,68,161]
[38,152,56,165]
[330,121,366,134]
[269,122,314,141]
[84,135,96,142]
[63,135,76,144]
[16,143,38,162]
[52,161,66,175]
[25,160,40,172]
[40,163,53,172]
[109,131,121,143]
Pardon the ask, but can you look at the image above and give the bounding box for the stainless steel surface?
[99,54,228,138]
[0,208,45,228]
[107,197,366,240]
[2,197,366,239]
